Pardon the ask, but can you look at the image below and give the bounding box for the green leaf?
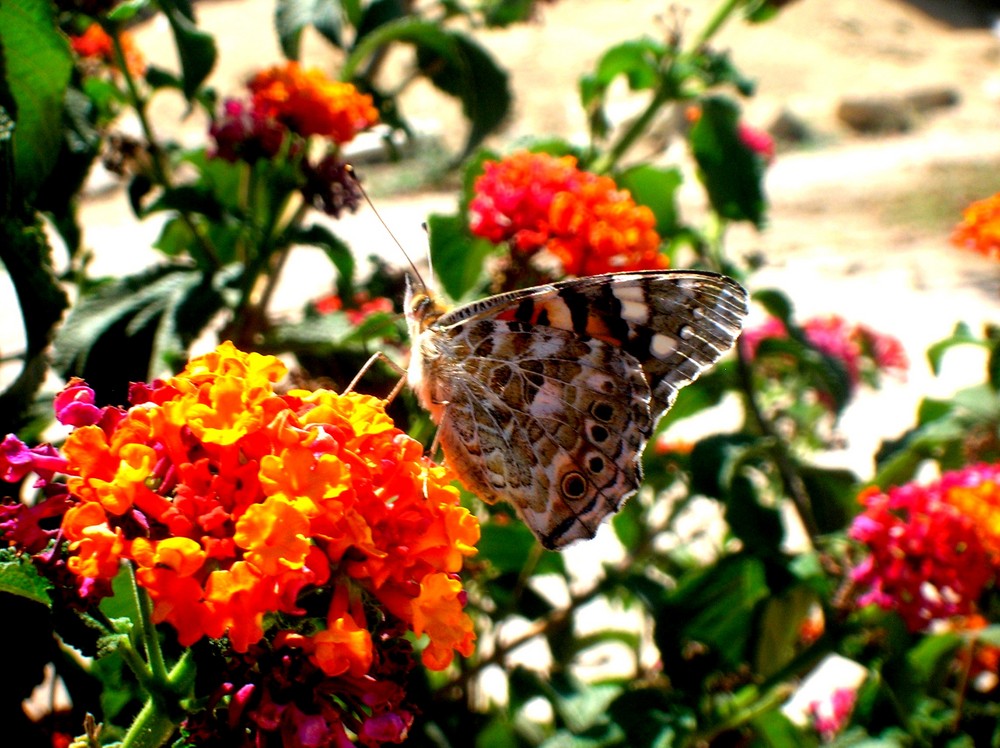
[689,96,767,228]
[477,523,537,574]
[158,0,217,100]
[926,322,984,375]
[477,523,566,575]
[275,0,342,59]
[753,584,815,677]
[0,109,13,213]
[580,39,663,140]
[427,212,494,301]
[689,432,755,499]
[0,549,52,607]
[0,213,69,435]
[662,554,770,667]
[608,689,691,748]
[107,0,153,22]
[905,632,963,692]
[617,164,682,237]
[0,0,73,196]
[547,672,622,734]
[752,288,794,323]
[725,471,784,553]
[415,30,511,160]
[53,265,235,404]
[798,464,860,534]
[480,0,538,27]
[268,310,398,352]
[356,0,407,40]
[345,19,510,159]
[287,223,356,299]
[475,715,522,748]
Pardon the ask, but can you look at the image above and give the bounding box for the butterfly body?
[406,270,748,550]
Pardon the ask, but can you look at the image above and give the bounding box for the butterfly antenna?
[346,164,429,293]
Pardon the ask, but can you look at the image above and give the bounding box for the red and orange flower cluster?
[249,63,379,144]
[952,191,1000,261]
[69,23,146,77]
[1,343,478,745]
[850,463,1000,631]
[210,62,377,217]
[469,150,667,277]
[212,61,378,158]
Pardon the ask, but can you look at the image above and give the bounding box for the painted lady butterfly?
[405,270,749,549]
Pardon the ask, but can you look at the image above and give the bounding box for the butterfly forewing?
[408,270,749,549]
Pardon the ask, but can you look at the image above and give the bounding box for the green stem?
[590,86,671,175]
[734,344,820,540]
[592,0,747,174]
[127,562,169,683]
[120,650,197,748]
[105,22,219,270]
[687,0,744,52]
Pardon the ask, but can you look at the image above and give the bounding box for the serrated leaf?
[0,0,73,196]
[427,212,494,301]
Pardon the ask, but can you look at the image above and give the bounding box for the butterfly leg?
[343,351,408,402]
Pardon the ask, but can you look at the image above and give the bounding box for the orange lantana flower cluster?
[952,191,1000,260]
[469,150,667,277]
[69,23,146,77]
[249,62,379,144]
[56,342,478,673]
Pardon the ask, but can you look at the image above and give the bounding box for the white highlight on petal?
[651,333,677,358]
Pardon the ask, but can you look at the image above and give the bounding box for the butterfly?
[405,270,749,550]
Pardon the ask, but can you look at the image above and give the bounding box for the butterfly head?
[404,275,448,334]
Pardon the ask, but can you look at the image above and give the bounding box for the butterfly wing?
[435,270,749,421]
[414,270,749,549]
